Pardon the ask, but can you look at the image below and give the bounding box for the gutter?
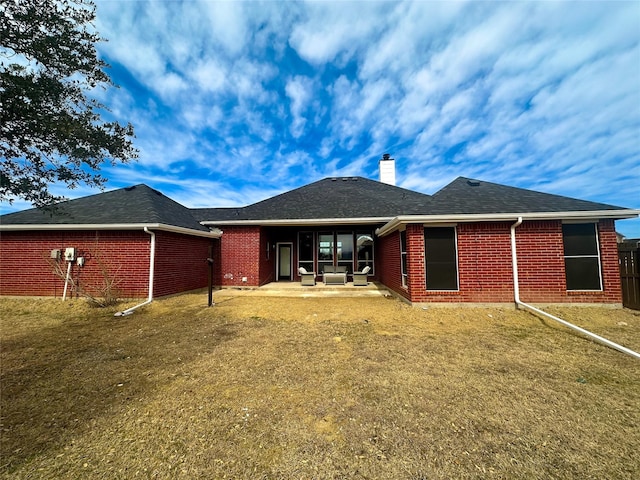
[509,217,640,360]
[200,217,393,227]
[0,223,222,239]
[114,227,156,317]
[375,209,640,237]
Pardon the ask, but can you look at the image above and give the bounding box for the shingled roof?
[193,175,629,224]
[2,176,635,231]
[193,176,434,222]
[1,184,210,232]
[430,177,625,214]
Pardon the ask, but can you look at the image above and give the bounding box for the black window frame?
[297,231,315,274]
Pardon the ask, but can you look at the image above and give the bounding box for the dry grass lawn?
[1,293,639,479]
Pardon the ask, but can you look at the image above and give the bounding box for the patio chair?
[353,266,371,286]
[298,267,316,286]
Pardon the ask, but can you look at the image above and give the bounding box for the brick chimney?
[379,153,396,185]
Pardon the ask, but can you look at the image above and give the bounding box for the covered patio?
[215,281,391,298]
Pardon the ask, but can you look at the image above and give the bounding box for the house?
[1,158,638,305]
[0,185,221,299]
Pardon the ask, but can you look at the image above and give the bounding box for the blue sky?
[4,1,640,237]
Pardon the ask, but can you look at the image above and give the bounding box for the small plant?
[48,249,122,307]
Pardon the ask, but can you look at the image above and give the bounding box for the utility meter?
[64,247,76,261]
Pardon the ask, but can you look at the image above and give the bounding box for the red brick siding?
[516,220,621,304]
[597,220,623,303]
[457,222,514,302]
[400,223,515,303]
[406,224,427,302]
[217,226,262,287]
[384,220,622,304]
[0,231,150,298]
[153,231,213,297]
[378,230,409,301]
[516,221,566,303]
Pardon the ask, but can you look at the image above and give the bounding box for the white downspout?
[510,218,640,360]
[510,217,523,305]
[114,227,155,316]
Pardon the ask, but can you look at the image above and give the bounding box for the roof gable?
[1,184,209,232]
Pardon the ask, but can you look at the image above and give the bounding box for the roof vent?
[331,178,337,181]
[467,180,481,187]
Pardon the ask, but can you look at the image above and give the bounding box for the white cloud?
[77,0,640,240]
[198,0,249,56]
[285,76,314,138]
[288,1,390,65]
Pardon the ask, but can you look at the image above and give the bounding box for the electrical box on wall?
[64,247,76,261]
[50,249,61,260]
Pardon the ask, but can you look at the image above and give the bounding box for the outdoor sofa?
[323,265,347,285]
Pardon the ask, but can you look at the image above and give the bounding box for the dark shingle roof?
[2,176,631,229]
[192,176,433,222]
[1,184,209,232]
[431,177,625,214]
[193,175,626,223]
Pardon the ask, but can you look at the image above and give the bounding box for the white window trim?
[400,230,408,289]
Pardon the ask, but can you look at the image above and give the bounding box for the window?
[400,230,408,288]
[425,227,458,290]
[562,223,602,290]
[312,231,375,274]
[356,232,374,274]
[298,232,314,273]
[318,233,334,274]
[336,232,354,273]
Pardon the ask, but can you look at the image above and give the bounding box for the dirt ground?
[1,293,639,479]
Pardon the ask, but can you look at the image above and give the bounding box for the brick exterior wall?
[1,220,623,304]
[0,230,216,299]
[153,231,213,297]
[380,220,622,305]
[378,230,409,301]
[406,224,428,302]
[517,219,621,304]
[515,221,566,303]
[456,222,514,303]
[216,226,262,287]
[597,219,623,303]
[0,230,150,298]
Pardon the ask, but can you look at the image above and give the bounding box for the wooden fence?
[619,243,640,310]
